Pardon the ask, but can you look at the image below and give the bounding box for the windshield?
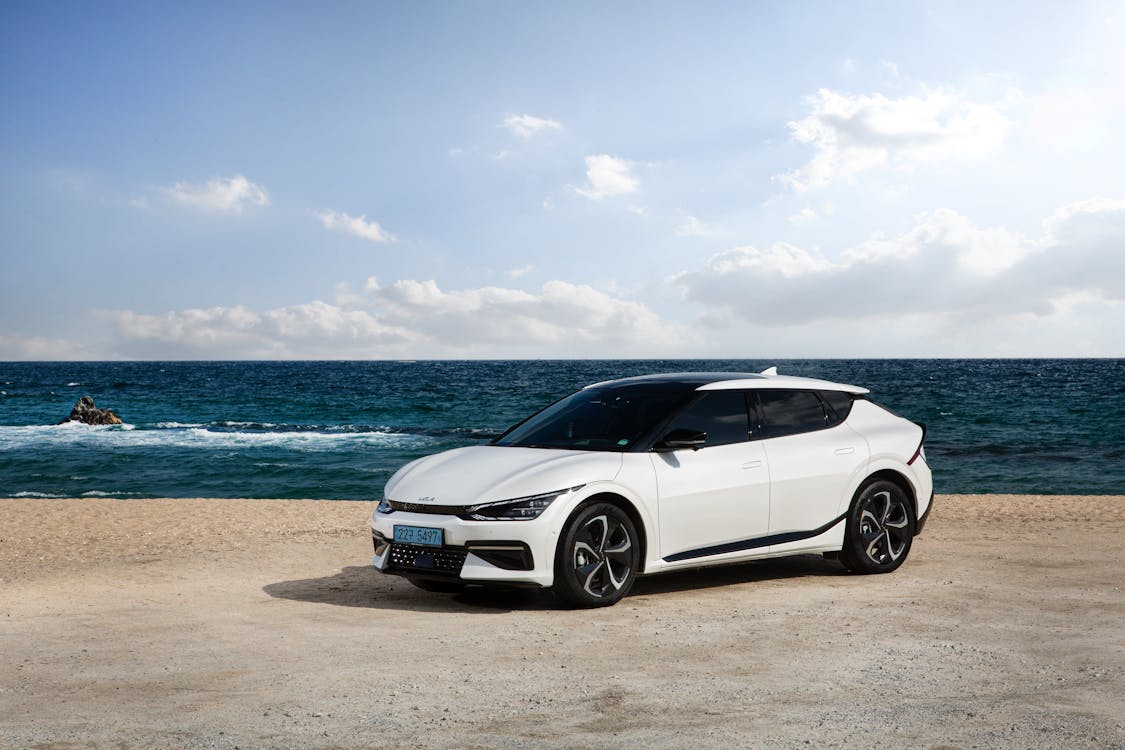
[493,386,691,451]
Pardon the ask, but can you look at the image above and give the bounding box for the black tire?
[408,578,466,594]
[553,502,639,608]
[839,479,916,574]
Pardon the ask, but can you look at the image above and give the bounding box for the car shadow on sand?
[262,554,847,613]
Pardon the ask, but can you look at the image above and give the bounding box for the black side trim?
[663,512,848,563]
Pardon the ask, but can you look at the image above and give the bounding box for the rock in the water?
[61,395,123,425]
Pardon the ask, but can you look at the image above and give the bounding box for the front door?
[650,391,771,562]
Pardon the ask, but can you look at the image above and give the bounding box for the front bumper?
[370,509,558,588]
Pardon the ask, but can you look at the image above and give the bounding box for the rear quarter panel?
[842,399,932,517]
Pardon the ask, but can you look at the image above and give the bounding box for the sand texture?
[1,494,1123,749]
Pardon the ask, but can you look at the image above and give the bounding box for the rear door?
[650,391,771,562]
[755,389,869,535]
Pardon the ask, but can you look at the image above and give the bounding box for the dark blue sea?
[1,360,1122,499]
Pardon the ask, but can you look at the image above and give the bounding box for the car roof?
[584,369,870,395]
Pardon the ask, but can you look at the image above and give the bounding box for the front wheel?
[553,503,639,608]
[840,480,915,574]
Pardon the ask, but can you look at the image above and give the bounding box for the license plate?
[393,525,443,547]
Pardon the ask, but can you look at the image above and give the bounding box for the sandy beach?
[2,494,1123,749]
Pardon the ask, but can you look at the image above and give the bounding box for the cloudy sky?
[1,1,1122,359]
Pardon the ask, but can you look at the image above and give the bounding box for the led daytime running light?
[466,485,584,521]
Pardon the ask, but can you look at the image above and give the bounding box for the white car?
[371,370,933,607]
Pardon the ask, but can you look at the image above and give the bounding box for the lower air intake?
[388,543,468,575]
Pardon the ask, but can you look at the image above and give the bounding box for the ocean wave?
[13,490,65,498]
[158,421,499,439]
[0,422,429,451]
[67,382,81,387]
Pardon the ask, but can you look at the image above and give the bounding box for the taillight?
[908,422,927,465]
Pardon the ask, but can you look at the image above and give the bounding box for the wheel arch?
[562,491,650,574]
[860,468,918,520]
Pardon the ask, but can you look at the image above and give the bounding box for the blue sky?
[2,1,1123,359]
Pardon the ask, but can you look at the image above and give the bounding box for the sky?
[1,0,1123,360]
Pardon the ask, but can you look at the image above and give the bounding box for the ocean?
[1,359,1122,499]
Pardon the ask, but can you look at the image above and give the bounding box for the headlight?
[376,497,394,515]
[462,485,584,521]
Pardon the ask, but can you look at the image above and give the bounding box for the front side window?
[662,391,750,447]
[757,389,828,438]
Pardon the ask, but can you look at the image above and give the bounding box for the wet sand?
[1,494,1123,748]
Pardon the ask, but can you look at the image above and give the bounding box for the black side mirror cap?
[654,428,707,452]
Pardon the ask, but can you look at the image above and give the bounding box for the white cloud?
[370,278,682,353]
[674,216,715,237]
[165,174,269,213]
[104,303,418,359]
[506,265,534,279]
[675,198,1125,330]
[0,334,88,361]
[780,87,1012,190]
[315,210,397,243]
[574,154,639,199]
[80,278,686,359]
[1042,197,1125,243]
[502,114,564,138]
[787,208,817,224]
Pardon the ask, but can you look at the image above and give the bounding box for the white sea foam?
[67,382,81,387]
[0,423,428,451]
[13,490,65,498]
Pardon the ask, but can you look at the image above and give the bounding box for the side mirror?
[654,428,707,452]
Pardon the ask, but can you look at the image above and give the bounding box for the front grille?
[388,499,467,516]
[387,543,468,575]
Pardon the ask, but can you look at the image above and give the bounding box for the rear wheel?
[840,479,915,574]
[553,503,639,608]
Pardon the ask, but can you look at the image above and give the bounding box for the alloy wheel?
[572,513,634,598]
[857,489,911,565]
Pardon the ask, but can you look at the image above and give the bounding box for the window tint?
[494,387,689,451]
[819,390,855,427]
[663,391,750,447]
[758,390,828,438]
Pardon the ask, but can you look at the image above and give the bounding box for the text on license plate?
[394,525,443,547]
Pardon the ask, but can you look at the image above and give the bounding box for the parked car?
[371,370,933,607]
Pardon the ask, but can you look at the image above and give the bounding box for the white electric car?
[371,370,933,607]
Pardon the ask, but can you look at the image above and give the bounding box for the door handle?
[834,447,855,455]
[742,460,762,469]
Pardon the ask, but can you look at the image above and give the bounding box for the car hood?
[384,445,624,507]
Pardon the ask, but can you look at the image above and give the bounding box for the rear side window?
[818,390,855,427]
[757,390,828,438]
[663,391,750,447]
